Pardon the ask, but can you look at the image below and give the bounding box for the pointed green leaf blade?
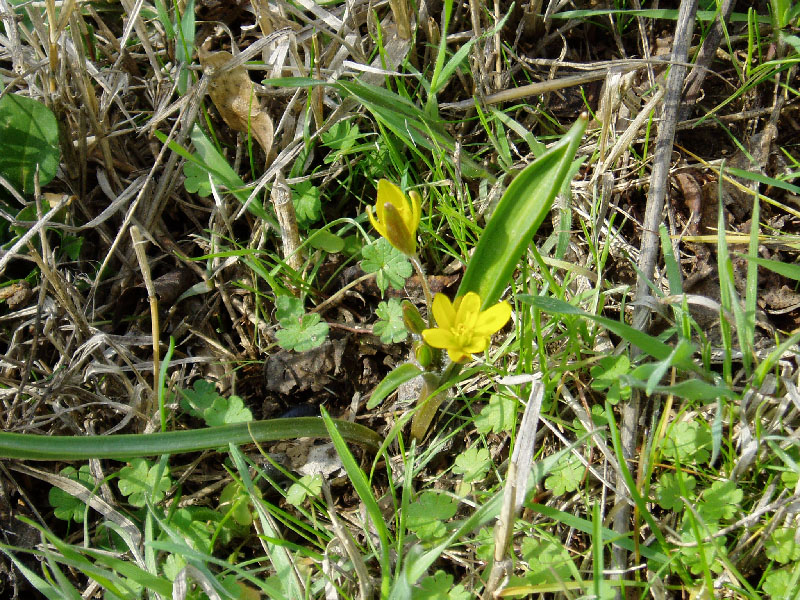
[458,115,588,308]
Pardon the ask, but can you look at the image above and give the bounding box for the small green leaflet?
[361,238,412,296]
[373,298,408,343]
[180,379,253,426]
[274,295,329,352]
[117,459,172,507]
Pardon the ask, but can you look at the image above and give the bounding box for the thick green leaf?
[368,362,422,409]
[0,417,382,460]
[307,229,345,253]
[0,93,60,193]
[458,115,587,308]
[625,375,735,401]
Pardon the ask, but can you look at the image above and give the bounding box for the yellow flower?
[421,292,512,363]
[367,179,422,256]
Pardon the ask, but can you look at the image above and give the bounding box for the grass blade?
[0,417,382,460]
[321,407,392,599]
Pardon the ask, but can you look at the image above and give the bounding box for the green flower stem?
[0,418,382,461]
[409,254,433,327]
[410,361,462,441]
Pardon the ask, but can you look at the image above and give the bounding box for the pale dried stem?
[129,225,159,420]
[409,255,433,325]
[271,172,304,273]
[443,67,643,110]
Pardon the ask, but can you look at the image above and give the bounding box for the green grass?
[1,0,800,599]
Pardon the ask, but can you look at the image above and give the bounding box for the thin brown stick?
[621,0,699,579]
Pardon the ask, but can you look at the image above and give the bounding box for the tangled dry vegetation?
[1,0,800,598]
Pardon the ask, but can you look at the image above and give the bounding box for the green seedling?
[0,92,60,194]
[474,393,518,435]
[662,421,713,465]
[292,180,322,227]
[452,446,491,484]
[117,458,172,508]
[274,294,329,351]
[180,379,253,426]
[360,238,413,296]
[405,491,458,541]
[373,298,408,344]
[544,453,584,497]
[285,474,323,507]
[415,570,471,600]
[48,465,96,524]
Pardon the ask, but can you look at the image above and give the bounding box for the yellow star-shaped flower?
[367,180,422,256]
[421,292,512,363]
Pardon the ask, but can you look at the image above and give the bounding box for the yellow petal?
[446,348,470,362]
[394,197,413,229]
[455,292,481,330]
[461,335,490,354]
[422,327,458,349]
[473,301,512,337]
[408,190,422,231]
[367,206,387,238]
[431,293,456,330]
[377,180,406,216]
[382,201,416,255]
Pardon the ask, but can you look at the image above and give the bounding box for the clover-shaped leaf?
[48,465,96,523]
[180,379,219,416]
[118,459,172,507]
[415,570,470,600]
[763,567,796,599]
[373,298,408,344]
[590,355,631,404]
[286,474,323,507]
[361,238,412,296]
[180,380,251,426]
[292,180,321,227]
[653,471,696,511]
[662,421,712,465]
[678,524,725,575]
[275,312,329,352]
[697,479,742,522]
[162,553,187,582]
[275,295,304,324]
[204,394,253,426]
[321,121,360,154]
[169,507,221,550]
[766,528,800,564]
[183,160,212,197]
[474,394,517,434]
[406,492,458,540]
[473,527,495,562]
[544,453,583,497]
[520,537,575,583]
[452,446,491,483]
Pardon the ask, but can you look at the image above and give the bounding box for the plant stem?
[410,254,433,326]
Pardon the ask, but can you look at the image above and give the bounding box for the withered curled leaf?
[199,48,274,161]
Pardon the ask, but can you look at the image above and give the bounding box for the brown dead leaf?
[675,172,703,236]
[0,281,32,309]
[199,48,274,161]
[264,339,346,394]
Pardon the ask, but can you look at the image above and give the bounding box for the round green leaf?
[0,93,60,194]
